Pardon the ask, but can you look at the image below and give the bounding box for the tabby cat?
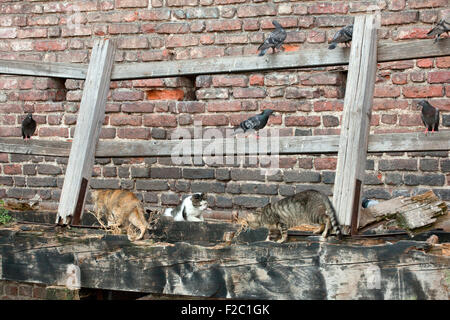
[90,189,149,241]
[246,189,342,243]
[163,193,208,222]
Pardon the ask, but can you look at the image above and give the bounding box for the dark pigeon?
[233,109,274,137]
[361,197,379,209]
[417,100,439,134]
[427,18,450,43]
[257,20,287,56]
[328,24,353,50]
[21,113,37,141]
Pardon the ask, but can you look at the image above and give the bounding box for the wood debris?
[359,190,448,233]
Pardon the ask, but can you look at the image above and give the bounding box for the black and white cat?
[163,193,208,222]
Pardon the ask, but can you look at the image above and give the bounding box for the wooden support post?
[333,15,378,234]
[56,39,115,225]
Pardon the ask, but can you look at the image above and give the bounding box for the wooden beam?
[0,222,448,299]
[0,59,87,79]
[56,39,115,226]
[333,15,378,233]
[1,131,450,158]
[0,39,448,80]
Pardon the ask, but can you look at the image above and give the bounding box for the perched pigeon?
[328,24,353,50]
[361,197,379,209]
[21,113,36,141]
[417,100,439,134]
[427,18,450,43]
[257,20,287,56]
[233,109,275,137]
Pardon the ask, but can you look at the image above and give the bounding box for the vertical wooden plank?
[333,15,378,233]
[56,39,115,225]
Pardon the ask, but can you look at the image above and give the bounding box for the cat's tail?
[325,197,342,239]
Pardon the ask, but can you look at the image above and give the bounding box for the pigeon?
[328,24,353,50]
[417,100,439,134]
[257,20,287,56]
[361,197,379,209]
[233,109,275,137]
[427,18,450,43]
[21,113,37,141]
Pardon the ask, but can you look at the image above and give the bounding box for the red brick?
[33,40,67,51]
[236,4,277,18]
[34,103,65,113]
[307,30,326,43]
[205,20,242,32]
[0,27,17,39]
[308,2,348,14]
[314,158,337,170]
[374,86,401,98]
[402,85,444,98]
[117,128,151,139]
[117,37,148,49]
[417,58,434,68]
[39,127,69,138]
[409,0,447,8]
[156,22,189,34]
[313,100,344,112]
[110,114,142,126]
[249,74,264,86]
[428,71,450,84]
[373,99,409,110]
[301,73,342,86]
[381,114,398,125]
[0,78,18,89]
[194,114,229,126]
[132,79,164,87]
[146,89,185,101]
[262,101,299,112]
[177,101,205,113]
[166,0,198,6]
[138,9,171,21]
[207,101,242,112]
[3,164,21,175]
[116,0,149,8]
[143,114,177,127]
[17,28,47,38]
[233,87,266,99]
[381,11,418,25]
[166,34,198,48]
[212,75,248,87]
[112,89,144,101]
[399,114,423,126]
[379,60,414,70]
[392,73,408,84]
[436,57,450,68]
[395,27,431,40]
[190,46,225,59]
[285,116,321,127]
[389,0,406,10]
[108,23,140,34]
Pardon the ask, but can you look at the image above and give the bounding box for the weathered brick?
[427,71,450,84]
[191,182,225,193]
[284,171,321,183]
[37,164,62,175]
[151,167,181,179]
[183,168,215,179]
[381,11,418,25]
[233,87,266,99]
[233,195,269,208]
[136,180,169,191]
[143,114,177,127]
[27,177,57,187]
[205,20,242,32]
[236,4,277,18]
[285,116,321,127]
[116,0,149,8]
[379,159,417,171]
[117,128,151,139]
[240,183,278,195]
[402,85,444,98]
[231,169,265,181]
[308,2,348,14]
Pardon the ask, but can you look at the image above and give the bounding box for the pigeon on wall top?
[257,20,287,56]
[233,109,275,137]
[417,100,439,134]
[21,113,37,141]
[328,24,354,50]
[427,18,450,43]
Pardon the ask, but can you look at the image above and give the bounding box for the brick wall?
[0,0,449,213]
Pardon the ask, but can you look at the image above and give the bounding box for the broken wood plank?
[56,39,115,226]
[1,131,450,158]
[333,15,378,233]
[0,39,448,80]
[0,222,448,299]
[359,190,448,232]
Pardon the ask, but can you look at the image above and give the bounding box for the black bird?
[257,20,287,56]
[361,197,379,209]
[427,18,450,43]
[328,24,353,50]
[417,100,439,134]
[233,109,275,138]
[21,113,37,141]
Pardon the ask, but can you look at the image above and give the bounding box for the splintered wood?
[359,190,448,232]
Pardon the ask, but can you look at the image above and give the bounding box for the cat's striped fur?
[246,189,342,243]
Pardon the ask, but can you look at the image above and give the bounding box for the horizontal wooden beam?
[0,39,448,80]
[1,131,449,158]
